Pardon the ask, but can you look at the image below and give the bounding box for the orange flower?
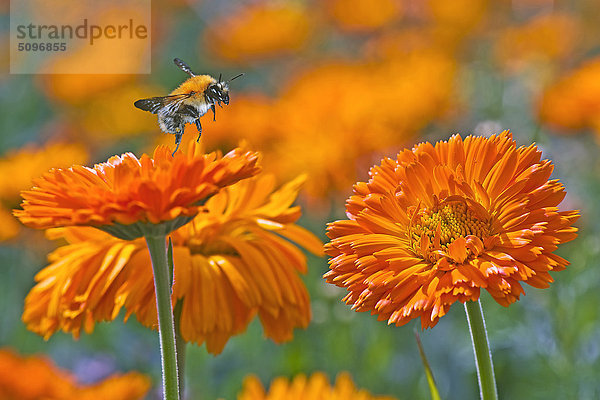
[75,84,163,140]
[238,372,396,400]
[0,348,150,400]
[204,2,312,63]
[0,142,87,240]
[197,93,280,150]
[324,0,402,32]
[325,132,578,329]
[538,57,600,134]
[39,73,135,106]
[266,54,455,200]
[426,0,488,41]
[0,207,20,241]
[15,141,260,239]
[494,13,580,73]
[23,173,323,354]
[0,143,88,203]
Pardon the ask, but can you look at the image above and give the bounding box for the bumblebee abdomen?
[158,113,179,135]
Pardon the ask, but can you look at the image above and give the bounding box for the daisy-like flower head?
[325,131,579,328]
[237,372,396,400]
[23,173,323,354]
[0,348,150,400]
[14,142,261,239]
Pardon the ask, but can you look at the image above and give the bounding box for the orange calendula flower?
[23,173,322,354]
[76,84,163,140]
[0,348,150,400]
[198,93,280,150]
[14,142,260,239]
[204,1,312,63]
[324,0,402,32]
[237,372,396,400]
[325,132,578,329]
[494,13,580,73]
[426,0,488,40]
[0,142,88,202]
[268,54,455,200]
[0,142,88,240]
[538,57,600,135]
[0,207,20,241]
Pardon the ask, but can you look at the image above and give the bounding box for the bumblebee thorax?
[171,75,217,97]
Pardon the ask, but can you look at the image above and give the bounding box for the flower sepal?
[97,216,196,240]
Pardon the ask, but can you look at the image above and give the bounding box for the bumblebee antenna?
[218,73,222,82]
[228,73,244,82]
[174,58,196,77]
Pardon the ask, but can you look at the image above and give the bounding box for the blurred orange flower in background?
[0,348,150,400]
[425,0,488,41]
[203,94,280,149]
[204,1,312,63]
[0,208,20,241]
[39,73,136,106]
[538,57,600,135]
[324,0,402,32]
[494,13,580,73]
[325,132,578,328]
[186,49,455,202]
[0,142,87,241]
[0,143,88,203]
[73,84,163,141]
[15,142,260,239]
[268,53,455,199]
[238,372,396,400]
[22,173,322,354]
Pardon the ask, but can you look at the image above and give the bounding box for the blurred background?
[1,0,600,398]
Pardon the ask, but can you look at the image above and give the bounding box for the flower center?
[410,200,490,261]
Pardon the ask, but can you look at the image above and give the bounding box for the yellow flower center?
[410,200,490,260]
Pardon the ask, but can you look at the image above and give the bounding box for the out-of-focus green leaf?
[415,330,442,400]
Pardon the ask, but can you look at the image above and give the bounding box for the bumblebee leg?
[211,104,216,121]
[195,119,202,142]
[172,134,183,156]
[172,126,184,156]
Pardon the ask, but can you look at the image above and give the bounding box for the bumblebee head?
[205,73,243,106]
[206,80,230,105]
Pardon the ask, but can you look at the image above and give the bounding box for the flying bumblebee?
[134,58,243,155]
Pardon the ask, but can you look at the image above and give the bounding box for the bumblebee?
[134,58,243,154]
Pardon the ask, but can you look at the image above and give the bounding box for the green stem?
[168,239,187,399]
[145,235,180,400]
[174,300,187,399]
[464,300,498,400]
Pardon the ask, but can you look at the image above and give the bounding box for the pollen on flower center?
[410,200,490,258]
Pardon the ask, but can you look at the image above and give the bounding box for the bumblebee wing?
[134,94,193,114]
[174,58,196,76]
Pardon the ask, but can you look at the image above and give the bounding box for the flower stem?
[464,300,498,400]
[174,300,186,399]
[145,234,179,400]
